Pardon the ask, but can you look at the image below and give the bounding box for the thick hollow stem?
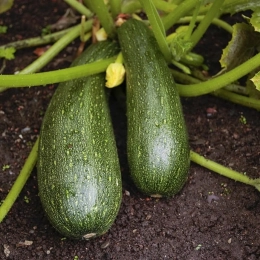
[0,56,116,89]
[139,0,171,62]
[0,138,39,222]
[20,20,93,75]
[162,0,198,31]
[0,27,76,50]
[190,150,258,190]
[177,52,260,97]
[110,0,122,18]
[83,0,115,38]
[212,89,260,110]
[63,0,93,17]
[189,0,225,50]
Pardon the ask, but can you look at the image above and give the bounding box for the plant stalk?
[190,150,260,192]
[177,52,260,97]
[0,138,39,222]
[212,89,260,110]
[0,56,116,89]
[83,0,116,38]
[177,16,233,34]
[189,0,225,50]
[139,0,172,62]
[20,20,93,75]
[110,0,122,18]
[63,0,93,18]
[0,27,76,50]
[162,0,198,31]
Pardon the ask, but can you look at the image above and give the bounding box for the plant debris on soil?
[0,1,259,259]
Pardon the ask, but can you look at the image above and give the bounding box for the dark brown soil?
[0,1,259,259]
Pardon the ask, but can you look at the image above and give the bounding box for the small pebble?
[206,107,217,118]
[101,240,110,249]
[207,194,219,203]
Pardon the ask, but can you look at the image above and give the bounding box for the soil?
[0,1,260,260]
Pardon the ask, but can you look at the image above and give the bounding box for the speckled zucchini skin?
[37,41,122,239]
[118,19,190,197]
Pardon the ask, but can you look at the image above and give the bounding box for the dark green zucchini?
[118,19,190,197]
[37,41,122,239]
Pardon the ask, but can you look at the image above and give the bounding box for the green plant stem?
[171,69,201,84]
[183,1,201,41]
[177,16,233,34]
[190,150,260,192]
[138,0,172,62]
[162,0,198,31]
[0,138,39,223]
[110,0,122,18]
[0,56,116,89]
[224,84,248,95]
[171,60,191,74]
[152,0,176,13]
[121,0,142,14]
[63,0,93,18]
[0,27,76,50]
[176,52,260,96]
[212,89,260,110]
[189,0,225,50]
[171,0,182,4]
[121,0,176,14]
[20,20,93,75]
[83,0,115,38]
[172,69,259,110]
[180,52,204,67]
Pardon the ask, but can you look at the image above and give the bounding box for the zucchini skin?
[37,41,122,239]
[118,19,190,197]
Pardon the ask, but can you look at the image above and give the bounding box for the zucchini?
[37,41,122,239]
[118,19,190,197]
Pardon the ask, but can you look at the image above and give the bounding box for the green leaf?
[250,71,260,92]
[0,0,13,14]
[245,70,260,99]
[250,8,260,32]
[0,25,7,34]
[221,0,260,14]
[220,23,260,71]
[0,47,16,60]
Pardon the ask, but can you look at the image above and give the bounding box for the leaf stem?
[162,0,198,31]
[63,0,93,18]
[183,1,201,41]
[83,0,115,38]
[171,69,201,84]
[0,56,116,89]
[121,0,142,14]
[177,16,233,34]
[20,20,93,75]
[152,0,176,13]
[121,0,176,14]
[212,89,260,110]
[139,0,172,62]
[189,0,225,50]
[0,27,78,50]
[0,138,39,223]
[172,69,260,110]
[109,0,122,18]
[177,52,260,96]
[190,150,260,192]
